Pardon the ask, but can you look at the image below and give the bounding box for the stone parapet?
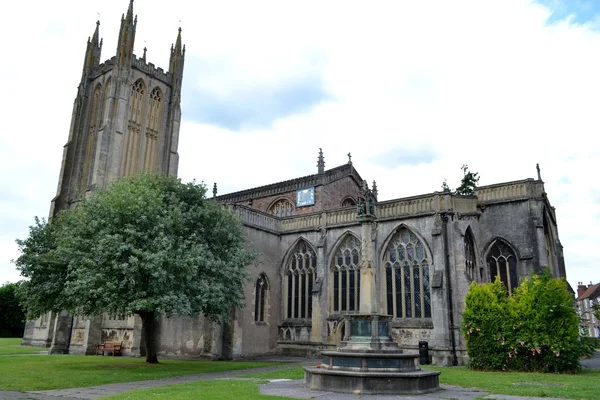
[230,205,280,233]
[475,178,544,203]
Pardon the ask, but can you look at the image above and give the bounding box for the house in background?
[577,282,600,337]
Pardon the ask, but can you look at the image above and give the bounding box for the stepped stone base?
[303,314,441,395]
[304,365,441,395]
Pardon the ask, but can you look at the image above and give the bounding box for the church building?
[22,1,567,365]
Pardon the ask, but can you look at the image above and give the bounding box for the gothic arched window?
[268,199,295,217]
[331,235,361,313]
[465,229,478,282]
[543,212,556,275]
[383,228,432,318]
[284,240,316,319]
[143,87,163,171]
[254,274,269,322]
[341,197,356,208]
[80,83,102,191]
[121,79,146,176]
[486,240,518,293]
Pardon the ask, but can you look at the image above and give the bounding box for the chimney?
[577,282,588,298]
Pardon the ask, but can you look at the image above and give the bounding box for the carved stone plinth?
[303,313,440,395]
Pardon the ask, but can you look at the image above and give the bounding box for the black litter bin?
[419,341,429,365]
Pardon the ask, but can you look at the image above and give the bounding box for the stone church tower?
[23,0,185,353]
[50,0,184,216]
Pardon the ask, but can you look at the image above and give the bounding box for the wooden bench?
[96,341,122,356]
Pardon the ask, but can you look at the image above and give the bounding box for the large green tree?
[0,282,26,337]
[15,174,256,363]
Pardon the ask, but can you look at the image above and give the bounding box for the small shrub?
[463,269,587,373]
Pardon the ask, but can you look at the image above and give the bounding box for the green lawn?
[239,366,304,380]
[424,365,600,400]
[0,338,47,355]
[102,364,600,400]
[104,379,290,400]
[0,355,282,392]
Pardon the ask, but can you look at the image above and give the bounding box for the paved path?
[581,350,600,369]
[261,380,573,400]
[1,352,598,400]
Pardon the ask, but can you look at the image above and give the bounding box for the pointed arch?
[80,83,103,192]
[143,86,163,172]
[542,207,557,275]
[254,273,269,322]
[464,226,479,282]
[267,197,296,217]
[341,196,356,208]
[381,225,432,319]
[283,238,316,320]
[121,78,146,176]
[329,232,362,313]
[484,237,519,293]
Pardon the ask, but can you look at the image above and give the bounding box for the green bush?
[0,283,25,337]
[463,269,588,373]
[581,337,600,350]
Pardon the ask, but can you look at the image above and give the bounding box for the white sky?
[1,0,598,291]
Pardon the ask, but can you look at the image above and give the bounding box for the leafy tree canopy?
[15,174,256,363]
[455,164,480,196]
[441,165,480,196]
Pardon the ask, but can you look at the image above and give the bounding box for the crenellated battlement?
[131,55,172,85]
[89,55,173,86]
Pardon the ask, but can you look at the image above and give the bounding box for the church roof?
[216,163,363,204]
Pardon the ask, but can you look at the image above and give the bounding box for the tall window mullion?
[486,240,518,294]
[331,236,362,314]
[285,241,317,320]
[385,229,430,319]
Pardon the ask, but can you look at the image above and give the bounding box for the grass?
[423,365,600,400]
[0,338,47,355]
[0,355,282,392]
[225,365,600,400]
[104,379,291,400]
[239,365,304,380]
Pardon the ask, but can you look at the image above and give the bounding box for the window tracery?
[80,83,102,192]
[465,229,479,282]
[268,199,295,217]
[341,197,356,208]
[383,228,432,318]
[284,240,316,319]
[121,79,145,176]
[486,240,518,293]
[331,235,361,313]
[543,213,555,274]
[254,274,268,322]
[143,87,163,171]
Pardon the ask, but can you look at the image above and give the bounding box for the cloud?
[182,55,329,130]
[369,146,439,169]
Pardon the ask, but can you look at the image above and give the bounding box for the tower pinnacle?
[82,20,102,75]
[317,148,325,174]
[116,0,137,67]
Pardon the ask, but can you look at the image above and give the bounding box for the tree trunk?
[139,311,159,364]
